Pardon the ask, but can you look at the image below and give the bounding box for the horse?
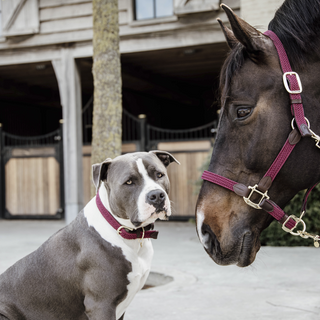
[196,0,320,267]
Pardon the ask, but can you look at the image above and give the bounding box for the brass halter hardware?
[243,185,270,210]
[282,211,320,247]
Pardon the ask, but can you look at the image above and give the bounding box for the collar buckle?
[117,225,134,235]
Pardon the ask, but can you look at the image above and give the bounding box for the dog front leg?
[84,296,117,320]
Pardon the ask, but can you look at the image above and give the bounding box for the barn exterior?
[0,0,283,222]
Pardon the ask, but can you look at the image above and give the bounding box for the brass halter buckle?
[282,212,320,247]
[243,184,270,210]
[283,71,303,94]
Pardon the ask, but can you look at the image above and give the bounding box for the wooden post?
[52,49,84,224]
[91,0,122,197]
[58,119,65,219]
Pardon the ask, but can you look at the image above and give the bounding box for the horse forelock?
[219,42,246,115]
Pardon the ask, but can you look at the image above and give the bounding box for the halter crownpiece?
[202,30,320,247]
[96,191,159,241]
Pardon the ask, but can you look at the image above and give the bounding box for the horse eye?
[237,108,251,118]
[126,180,133,185]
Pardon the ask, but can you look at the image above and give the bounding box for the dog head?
[92,151,179,227]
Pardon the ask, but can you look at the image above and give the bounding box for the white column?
[52,48,83,224]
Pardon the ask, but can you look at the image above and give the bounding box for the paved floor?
[0,219,319,320]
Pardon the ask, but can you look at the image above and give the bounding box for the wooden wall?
[166,151,209,217]
[158,140,211,217]
[5,156,60,215]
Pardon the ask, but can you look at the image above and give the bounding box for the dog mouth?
[132,207,169,227]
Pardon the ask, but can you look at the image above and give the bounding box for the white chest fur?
[83,187,154,320]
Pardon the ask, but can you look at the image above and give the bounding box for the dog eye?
[237,107,251,118]
[157,173,164,178]
[125,180,133,185]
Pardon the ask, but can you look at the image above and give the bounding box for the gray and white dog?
[0,150,179,320]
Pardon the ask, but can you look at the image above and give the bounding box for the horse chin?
[236,232,261,267]
[201,224,261,267]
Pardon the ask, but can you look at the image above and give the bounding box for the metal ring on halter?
[291,117,310,130]
[282,214,306,236]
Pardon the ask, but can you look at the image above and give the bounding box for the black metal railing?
[2,129,62,147]
[81,95,217,150]
[146,120,217,150]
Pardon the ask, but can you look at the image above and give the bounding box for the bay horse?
[196,0,320,267]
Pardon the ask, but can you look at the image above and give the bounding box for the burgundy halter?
[202,30,320,246]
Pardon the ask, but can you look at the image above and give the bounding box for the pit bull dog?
[0,150,179,320]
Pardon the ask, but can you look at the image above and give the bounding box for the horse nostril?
[201,224,222,256]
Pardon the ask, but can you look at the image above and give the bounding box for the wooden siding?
[39,0,128,35]
[39,0,91,7]
[5,156,60,215]
[83,154,93,205]
[166,151,209,217]
[40,2,92,21]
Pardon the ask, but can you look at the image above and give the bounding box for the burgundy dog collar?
[96,191,158,240]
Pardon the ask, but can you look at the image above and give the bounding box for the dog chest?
[83,198,154,319]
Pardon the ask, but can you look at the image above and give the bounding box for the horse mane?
[219,0,320,108]
[268,0,320,67]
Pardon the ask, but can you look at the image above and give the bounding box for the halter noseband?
[202,30,320,247]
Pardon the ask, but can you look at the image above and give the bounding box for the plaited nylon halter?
[96,190,158,241]
[202,30,320,246]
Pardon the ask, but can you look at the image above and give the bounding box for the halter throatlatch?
[202,30,320,247]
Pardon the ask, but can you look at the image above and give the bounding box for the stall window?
[135,0,173,20]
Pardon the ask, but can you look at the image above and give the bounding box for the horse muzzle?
[199,222,260,267]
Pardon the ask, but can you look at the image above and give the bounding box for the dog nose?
[147,190,165,206]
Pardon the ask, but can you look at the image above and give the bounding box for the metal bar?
[59,120,65,219]
[0,124,3,218]
[139,115,147,151]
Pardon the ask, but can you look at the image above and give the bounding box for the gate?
[0,125,64,219]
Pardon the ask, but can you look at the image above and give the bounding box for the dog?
[0,150,179,320]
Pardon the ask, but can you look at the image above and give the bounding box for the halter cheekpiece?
[202,30,320,247]
[96,191,158,241]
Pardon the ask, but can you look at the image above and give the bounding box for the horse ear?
[221,4,264,55]
[217,18,238,50]
[92,158,112,193]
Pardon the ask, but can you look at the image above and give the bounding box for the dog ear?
[92,158,112,193]
[149,150,180,167]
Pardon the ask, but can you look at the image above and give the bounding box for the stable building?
[0,0,282,222]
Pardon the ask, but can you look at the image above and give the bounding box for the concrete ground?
[0,219,319,320]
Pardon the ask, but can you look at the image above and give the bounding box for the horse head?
[196,2,320,267]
